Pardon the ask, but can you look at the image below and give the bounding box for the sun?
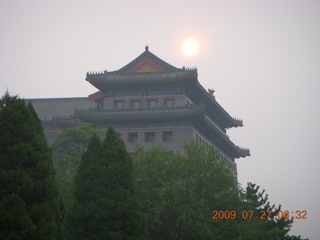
[181,38,199,57]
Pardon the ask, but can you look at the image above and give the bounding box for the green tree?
[285,235,309,240]
[52,123,104,213]
[0,92,62,240]
[237,183,308,240]
[134,143,308,240]
[52,123,104,164]
[67,127,146,240]
[134,142,240,240]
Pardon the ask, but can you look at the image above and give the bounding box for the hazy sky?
[1,0,319,238]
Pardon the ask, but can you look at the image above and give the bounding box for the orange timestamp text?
[212,210,308,220]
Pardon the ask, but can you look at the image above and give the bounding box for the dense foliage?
[2,101,307,240]
[236,183,299,240]
[134,143,240,239]
[66,127,146,240]
[133,143,308,240]
[0,92,62,240]
[52,123,104,212]
[52,123,104,164]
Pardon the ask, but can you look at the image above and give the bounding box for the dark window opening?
[114,100,124,109]
[131,100,141,109]
[145,132,155,142]
[162,131,173,142]
[128,133,138,143]
[147,99,157,108]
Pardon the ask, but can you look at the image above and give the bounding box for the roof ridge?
[118,48,178,72]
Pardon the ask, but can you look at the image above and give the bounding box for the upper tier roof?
[86,69,197,88]
[86,47,243,129]
[86,46,196,88]
[119,45,178,72]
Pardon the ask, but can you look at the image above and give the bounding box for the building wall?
[101,125,194,153]
[104,124,238,175]
[102,93,193,110]
[192,127,237,175]
[99,90,238,175]
[31,93,239,175]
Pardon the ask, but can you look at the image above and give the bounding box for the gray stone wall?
[192,128,238,175]
[113,126,194,153]
[102,94,191,110]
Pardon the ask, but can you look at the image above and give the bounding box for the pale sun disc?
[181,39,199,56]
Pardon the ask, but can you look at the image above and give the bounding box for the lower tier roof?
[53,104,249,159]
[73,104,205,121]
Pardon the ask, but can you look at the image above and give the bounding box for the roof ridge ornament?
[208,88,215,96]
[145,45,149,51]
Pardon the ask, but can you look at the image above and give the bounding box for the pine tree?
[0,92,62,240]
[52,123,105,214]
[67,127,145,240]
[239,183,295,240]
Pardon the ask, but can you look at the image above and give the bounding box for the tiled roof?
[73,104,205,122]
[201,116,250,158]
[190,81,244,128]
[26,97,96,121]
[85,47,242,129]
[118,47,178,72]
[53,116,79,128]
[86,69,197,86]
[88,91,107,102]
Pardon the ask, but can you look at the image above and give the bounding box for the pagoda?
[55,46,249,175]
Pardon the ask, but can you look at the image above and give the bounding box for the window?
[114,100,124,109]
[145,132,155,142]
[164,98,174,107]
[147,99,157,108]
[128,133,138,143]
[131,100,141,109]
[162,131,173,142]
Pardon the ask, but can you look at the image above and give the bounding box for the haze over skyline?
[1,0,319,239]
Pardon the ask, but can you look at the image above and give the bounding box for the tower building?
[30,47,249,175]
